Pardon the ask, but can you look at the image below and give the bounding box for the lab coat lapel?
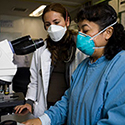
[41,49,51,99]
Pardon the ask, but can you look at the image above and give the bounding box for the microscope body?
[0,36,44,94]
[0,39,17,95]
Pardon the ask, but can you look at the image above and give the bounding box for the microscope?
[0,35,44,119]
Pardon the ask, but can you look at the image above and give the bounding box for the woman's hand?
[14,103,32,114]
[22,118,42,125]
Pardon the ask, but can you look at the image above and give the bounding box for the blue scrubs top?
[45,50,125,125]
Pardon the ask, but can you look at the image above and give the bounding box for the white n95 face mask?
[47,25,67,42]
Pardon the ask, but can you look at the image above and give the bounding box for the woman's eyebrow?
[44,21,50,24]
[81,24,89,29]
[53,19,59,22]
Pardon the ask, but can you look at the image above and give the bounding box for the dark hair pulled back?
[76,3,125,60]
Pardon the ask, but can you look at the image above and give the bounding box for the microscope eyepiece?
[11,35,44,55]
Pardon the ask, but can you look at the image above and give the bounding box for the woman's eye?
[83,30,88,33]
[55,22,59,25]
[45,24,51,27]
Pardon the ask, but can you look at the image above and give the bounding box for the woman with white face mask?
[14,3,86,121]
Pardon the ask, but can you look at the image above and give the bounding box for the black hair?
[76,3,125,60]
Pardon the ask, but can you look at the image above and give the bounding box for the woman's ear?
[66,17,70,27]
[105,27,113,40]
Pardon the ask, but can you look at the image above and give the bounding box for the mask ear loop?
[65,9,69,26]
[90,21,117,40]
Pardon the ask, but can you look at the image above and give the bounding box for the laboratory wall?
[109,0,118,13]
[119,0,125,28]
[109,0,125,28]
[0,15,47,41]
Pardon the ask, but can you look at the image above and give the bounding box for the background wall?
[109,0,119,13]
[0,15,47,41]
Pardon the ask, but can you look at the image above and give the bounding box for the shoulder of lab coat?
[25,41,51,101]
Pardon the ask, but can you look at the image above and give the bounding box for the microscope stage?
[0,92,24,108]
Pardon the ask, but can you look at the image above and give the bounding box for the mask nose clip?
[78,32,88,37]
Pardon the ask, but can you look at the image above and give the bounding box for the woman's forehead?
[44,11,62,20]
[78,20,99,29]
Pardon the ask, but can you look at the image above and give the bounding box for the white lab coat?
[25,43,86,117]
